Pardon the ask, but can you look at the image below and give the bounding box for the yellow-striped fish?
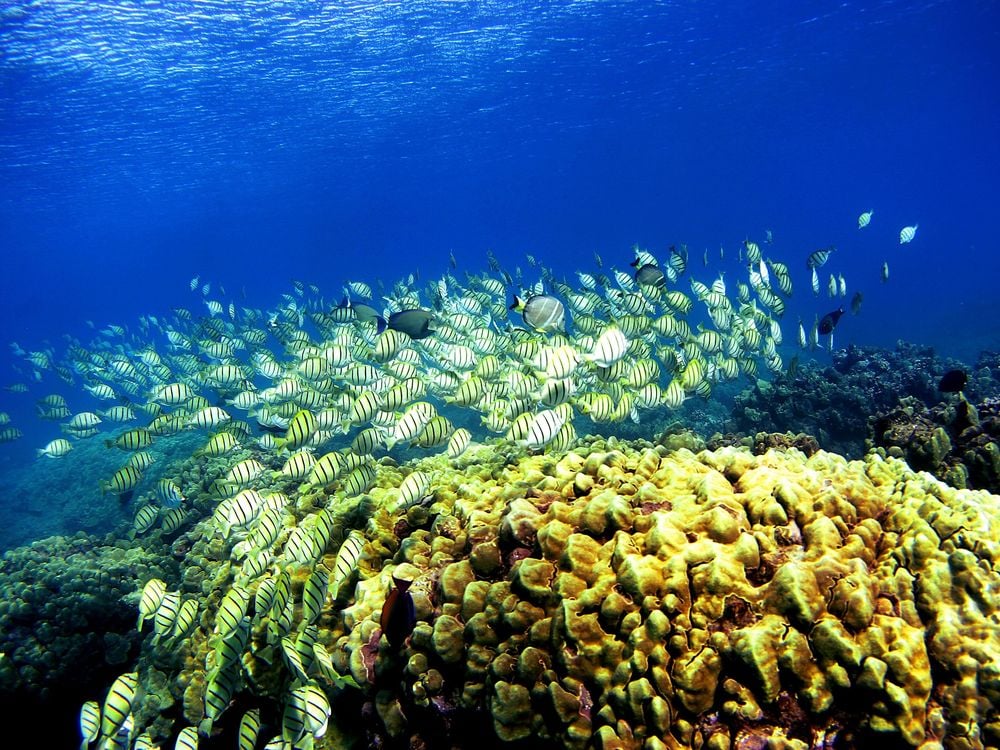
[79,700,101,750]
[99,672,138,742]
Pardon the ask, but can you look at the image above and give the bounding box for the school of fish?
[0,214,918,748]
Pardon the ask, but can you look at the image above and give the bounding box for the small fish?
[100,672,138,741]
[80,700,101,750]
[850,291,863,315]
[811,267,819,295]
[765,229,773,244]
[380,576,417,648]
[817,307,845,335]
[858,210,873,228]
[189,275,199,292]
[38,438,73,458]
[807,246,835,269]
[899,224,918,243]
[938,369,967,393]
[585,327,629,368]
[881,261,889,283]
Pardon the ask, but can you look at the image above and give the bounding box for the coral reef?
[729,342,999,458]
[0,531,177,744]
[332,437,999,750]
[28,433,1000,749]
[868,395,1000,494]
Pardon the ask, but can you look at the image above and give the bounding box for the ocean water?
[0,1,998,745]
[1,0,998,511]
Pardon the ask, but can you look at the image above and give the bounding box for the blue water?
[1,0,998,469]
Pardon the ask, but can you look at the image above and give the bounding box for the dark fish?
[388,309,436,340]
[336,297,387,333]
[807,245,836,269]
[380,576,416,648]
[634,263,666,288]
[449,250,457,269]
[938,369,967,393]
[817,307,844,335]
[850,292,863,315]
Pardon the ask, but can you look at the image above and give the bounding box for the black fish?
[337,297,387,333]
[634,263,665,288]
[850,292,863,315]
[388,309,436,340]
[817,307,844,335]
[938,369,967,393]
[380,576,416,648]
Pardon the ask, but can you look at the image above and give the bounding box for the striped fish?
[160,507,187,534]
[239,549,271,580]
[213,586,251,639]
[284,525,321,566]
[340,463,377,497]
[198,431,240,456]
[395,471,430,512]
[171,598,199,640]
[105,427,153,451]
[447,428,471,459]
[277,409,318,451]
[126,451,156,471]
[212,617,250,673]
[252,578,277,626]
[137,578,167,631]
[225,458,265,489]
[238,709,262,750]
[155,478,185,509]
[282,684,331,744]
[330,530,365,598]
[306,452,341,488]
[202,666,238,729]
[99,672,138,742]
[133,504,159,535]
[275,449,316,480]
[220,489,265,536]
[151,382,194,405]
[522,408,566,450]
[412,415,453,448]
[175,725,199,750]
[350,427,382,456]
[280,636,311,682]
[301,564,330,625]
[80,700,101,749]
[388,402,436,448]
[899,224,918,244]
[153,590,181,642]
[101,465,142,496]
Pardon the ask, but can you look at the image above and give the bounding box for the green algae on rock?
[77,436,999,749]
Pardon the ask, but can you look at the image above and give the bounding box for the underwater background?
[0,1,999,748]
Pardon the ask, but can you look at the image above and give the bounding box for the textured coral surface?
[337,438,999,750]
[6,438,999,750]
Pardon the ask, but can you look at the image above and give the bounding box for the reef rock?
[336,437,999,750]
